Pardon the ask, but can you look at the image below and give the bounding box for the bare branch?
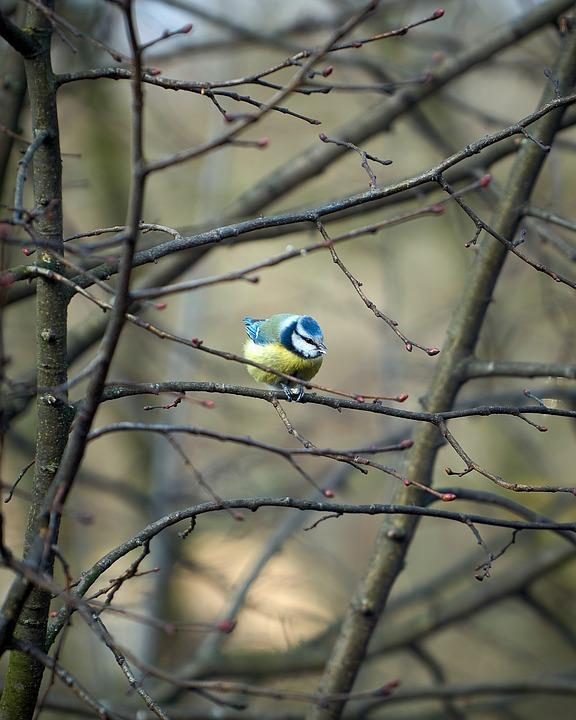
[465,358,576,380]
[0,10,38,57]
[317,220,440,355]
[437,174,576,290]
[45,495,576,649]
[12,130,49,222]
[13,638,125,720]
[524,205,576,233]
[318,133,392,188]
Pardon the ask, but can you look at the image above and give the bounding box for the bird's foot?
[293,385,305,402]
[280,384,306,402]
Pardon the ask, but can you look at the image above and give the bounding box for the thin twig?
[317,220,440,355]
[437,174,576,290]
[13,131,49,222]
[13,638,123,720]
[4,458,35,503]
[318,133,392,187]
[439,418,572,495]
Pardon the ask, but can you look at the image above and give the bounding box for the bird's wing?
[244,314,296,345]
[243,317,266,344]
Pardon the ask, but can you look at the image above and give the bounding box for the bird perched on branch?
[243,314,327,401]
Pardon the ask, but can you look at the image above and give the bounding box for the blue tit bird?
[243,313,327,401]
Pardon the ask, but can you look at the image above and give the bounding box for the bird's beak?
[317,341,327,355]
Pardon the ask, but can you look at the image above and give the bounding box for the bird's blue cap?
[298,316,323,338]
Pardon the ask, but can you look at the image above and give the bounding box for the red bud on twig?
[217,619,237,633]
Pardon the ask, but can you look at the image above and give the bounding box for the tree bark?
[0,2,68,718]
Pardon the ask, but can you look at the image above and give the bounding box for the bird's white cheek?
[291,333,319,358]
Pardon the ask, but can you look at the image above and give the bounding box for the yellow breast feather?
[244,340,323,385]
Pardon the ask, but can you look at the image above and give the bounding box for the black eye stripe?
[295,331,314,343]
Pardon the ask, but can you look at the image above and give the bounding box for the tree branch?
[0,1,69,716]
[0,11,39,58]
[306,9,576,718]
[465,359,576,380]
[45,494,576,649]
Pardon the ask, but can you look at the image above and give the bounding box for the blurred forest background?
[1,0,576,718]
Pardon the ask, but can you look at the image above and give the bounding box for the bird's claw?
[293,385,305,402]
[280,384,305,402]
